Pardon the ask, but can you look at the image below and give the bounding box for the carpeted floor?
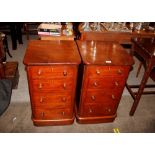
[0,35,155,133]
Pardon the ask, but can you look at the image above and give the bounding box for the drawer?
[31,92,72,108]
[28,66,75,78]
[86,77,125,89]
[31,78,73,91]
[83,90,122,105]
[32,108,73,120]
[82,104,116,116]
[85,66,128,78]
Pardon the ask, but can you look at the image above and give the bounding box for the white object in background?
[83,22,91,31]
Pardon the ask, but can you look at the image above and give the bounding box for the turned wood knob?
[96,69,100,75]
[93,81,98,87]
[62,111,65,116]
[89,109,92,113]
[108,108,111,112]
[40,97,43,103]
[91,95,96,100]
[37,69,42,75]
[115,81,119,86]
[38,83,42,89]
[63,83,66,89]
[63,70,67,76]
[61,97,66,102]
[111,94,115,99]
[117,69,122,74]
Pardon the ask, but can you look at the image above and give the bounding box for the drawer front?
[32,108,73,120]
[31,92,72,108]
[86,66,128,78]
[31,78,73,91]
[86,77,125,89]
[28,66,75,78]
[82,104,116,117]
[83,90,122,105]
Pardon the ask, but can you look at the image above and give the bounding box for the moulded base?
[76,113,116,124]
[32,116,74,126]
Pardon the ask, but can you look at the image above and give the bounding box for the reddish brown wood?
[76,41,134,65]
[23,40,81,126]
[126,38,155,116]
[23,40,81,65]
[0,40,19,88]
[80,31,132,44]
[32,92,72,108]
[76,41,134,124]
[0,61,19,89]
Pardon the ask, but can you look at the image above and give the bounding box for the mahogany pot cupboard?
[23,40,134,126]
[23,40,81,126]
[75,41,134,123]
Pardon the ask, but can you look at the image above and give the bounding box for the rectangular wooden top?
[76,40,134,66]
[23,40,81,66]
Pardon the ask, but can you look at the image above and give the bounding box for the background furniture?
[0,41,19,116]
[38,24,75,41]
[0,23,23,50]
[23,22,41,40]
[126,38,155,116]
[79,23,155,44]
[23,40,81,126]
[0,32,12,61]
[10,23,23,50]
[0,40,19,89]
[75,41,134,123]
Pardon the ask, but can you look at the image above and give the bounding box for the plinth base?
[32,116,74,126]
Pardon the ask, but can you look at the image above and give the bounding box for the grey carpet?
[0,95,155,133]
[0,35,155,133]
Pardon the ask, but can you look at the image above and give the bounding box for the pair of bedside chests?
[23,40,134,126]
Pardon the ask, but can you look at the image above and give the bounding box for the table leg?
[130,60,153,116]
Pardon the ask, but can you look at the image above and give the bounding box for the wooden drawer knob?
[117,69,122,75]
[63,83,66,89]
[40,97,44,103]
[93,81,98,87]
[89,109,92,113]
[38,83,42,89]
[37,69,42,75]
[63,70,67,76]
[111,94,115,100]
[115,81,119,86]
[62,111,65,116]
[108,108,111,112]
[91,95,96,100]
[96,69,100,75]
[61,97,66,102]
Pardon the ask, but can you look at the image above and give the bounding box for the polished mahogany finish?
[76,40,134,124]
[23,40,81,126]
[126,38,155,116]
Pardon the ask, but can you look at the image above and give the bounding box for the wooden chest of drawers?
[23,40,81,126]
[76,41,134,124]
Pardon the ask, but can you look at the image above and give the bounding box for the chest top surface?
[23,40,81,66]
[76,40,134,66]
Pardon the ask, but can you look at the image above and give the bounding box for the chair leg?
[136,62,142,77]
[24,23,29,40]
